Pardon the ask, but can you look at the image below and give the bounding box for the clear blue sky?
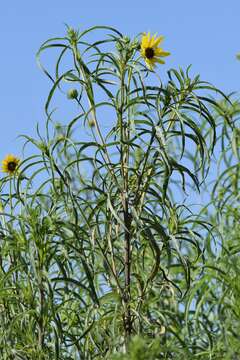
[0,0,239,158]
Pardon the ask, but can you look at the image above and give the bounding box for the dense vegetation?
[0,25,239,359]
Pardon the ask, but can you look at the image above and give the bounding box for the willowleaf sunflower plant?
[0,25,231,359]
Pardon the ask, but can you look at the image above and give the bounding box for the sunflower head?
[1,154,20,176]
[140,32,170,70]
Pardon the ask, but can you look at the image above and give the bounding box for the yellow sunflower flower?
[140,32,170,70]
[1,154,20,175]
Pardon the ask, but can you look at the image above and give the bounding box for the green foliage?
[111,336,168,360]
[110,335,193,360]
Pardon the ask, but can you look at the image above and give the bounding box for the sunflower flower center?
[145,47,155,59]
[8,161,17,172]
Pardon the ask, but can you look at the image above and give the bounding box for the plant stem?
[123,196,132,341]
[119,62,132,344]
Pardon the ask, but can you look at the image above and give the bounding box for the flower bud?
[88,119,96,127]
[67,27,79,45]
[67,88,78,100]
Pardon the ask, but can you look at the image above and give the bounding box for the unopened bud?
[88,119,96,128]
[67,88,78,100]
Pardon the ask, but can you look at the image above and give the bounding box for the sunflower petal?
[149,33,157,47]
[145,58,156,70]
[153,35,164,48]
[160,51,171,57]
[154,48,171,57]
[141,34,148,48]
[155,58,165,64]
